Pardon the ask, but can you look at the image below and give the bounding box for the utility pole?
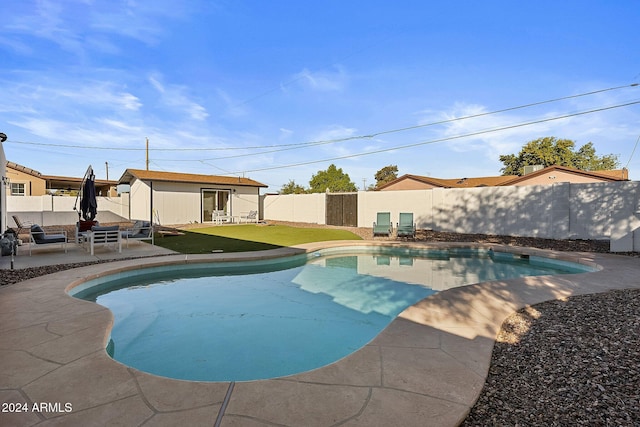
[362,178,367,191]
[105,161,109,180]
[146,137,149,171]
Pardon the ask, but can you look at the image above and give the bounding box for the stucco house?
[118,169,268,225]
[498,165,629,186]
[378,165,629,191]
[5,161,117,197]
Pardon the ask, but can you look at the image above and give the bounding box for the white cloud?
[279,128,294,140]
[149,74,209,121]
[1,0,197,58]
[99,118,142,132]
[306,125,370,159]
[148,75,165,93]
[2,77,142,113]
[416,102,561,162]
[414,89,640,168]
[5,0,86,56]
[215,89,249,118]
[292,66,348,92]
[0,37,33,55]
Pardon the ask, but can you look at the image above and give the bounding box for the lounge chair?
[12,215,33,237]
[373,212,393,237]
[396,212,416,239]
[29,225,67,255]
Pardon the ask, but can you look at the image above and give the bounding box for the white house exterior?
[118,169,267,225]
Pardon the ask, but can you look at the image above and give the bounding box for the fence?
[8,182,640,252]
[7,194,130,227]
[264,181,640,252]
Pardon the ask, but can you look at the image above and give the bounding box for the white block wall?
[265,181,640,251]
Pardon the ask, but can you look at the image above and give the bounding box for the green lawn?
[153,224,362,254]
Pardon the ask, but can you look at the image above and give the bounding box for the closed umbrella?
[75,166,98,222]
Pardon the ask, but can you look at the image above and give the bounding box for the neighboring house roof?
[439,175,518,188]
[378,165,629,190]
[378,173,517,190]
[6,161,43,178]
[118,169,268,188]
[499,165,629,185]
[42,174,117,189]
[7,161,117,189]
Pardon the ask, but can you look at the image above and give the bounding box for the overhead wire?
[6,83,639,154]
[625,134,640,169]
[221,100,640,175]
[156,98,640,164]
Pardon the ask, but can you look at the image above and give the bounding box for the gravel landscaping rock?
[462,289,640,427]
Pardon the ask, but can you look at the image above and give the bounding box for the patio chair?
[373,212,393,237]
[75,220,99,244]
[396,212,416,239]
[29,224,67,255]
[86,225,121,255]
[212,210,231,225]
[121,220,154,247]
[12,215,33,237]
[238,210,258,223]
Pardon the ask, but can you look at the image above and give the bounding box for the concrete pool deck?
[1,241,639,426]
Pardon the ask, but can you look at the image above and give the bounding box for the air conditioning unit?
[523,165,544,175]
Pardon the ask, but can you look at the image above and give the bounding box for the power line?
[223,100,640,175]
[6,83,639,154]
[625,134,640,169]
[158,98,640,163]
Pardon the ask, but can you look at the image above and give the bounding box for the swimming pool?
[69,246,594,382]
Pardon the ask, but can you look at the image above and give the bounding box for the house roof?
[378,173,517,189]
[118,169,268,188]
[499,165,629,185]
[6,161,43,178]
[42,175,117,189]
[7,161,117,188]
[378,165,629,190]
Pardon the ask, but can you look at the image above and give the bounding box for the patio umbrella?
[78,165,98,221]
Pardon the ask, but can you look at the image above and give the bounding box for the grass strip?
[153,224,361,254]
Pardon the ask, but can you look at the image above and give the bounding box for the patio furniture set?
[211,210,259,225]
[13,216,154,256]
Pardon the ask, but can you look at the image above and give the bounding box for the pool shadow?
[154,230,282,254]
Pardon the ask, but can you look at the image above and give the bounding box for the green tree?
[374,165,399,189]
[280,180,307,194]
[308,164,358,193]
[574,142,619,171]
[499,137,619,176]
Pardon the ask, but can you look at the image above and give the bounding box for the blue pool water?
[70,247,594,382]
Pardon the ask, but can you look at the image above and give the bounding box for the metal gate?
[326,193,358,227]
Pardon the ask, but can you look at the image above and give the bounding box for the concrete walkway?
[0,240,177,270]
[1,241,639,426]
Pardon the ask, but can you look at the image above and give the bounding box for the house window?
[11,183,26,196]
[201,189,230,222]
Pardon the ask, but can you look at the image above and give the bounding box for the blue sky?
[1,1,639,191]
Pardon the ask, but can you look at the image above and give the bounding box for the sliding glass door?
[202,189,230,222]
